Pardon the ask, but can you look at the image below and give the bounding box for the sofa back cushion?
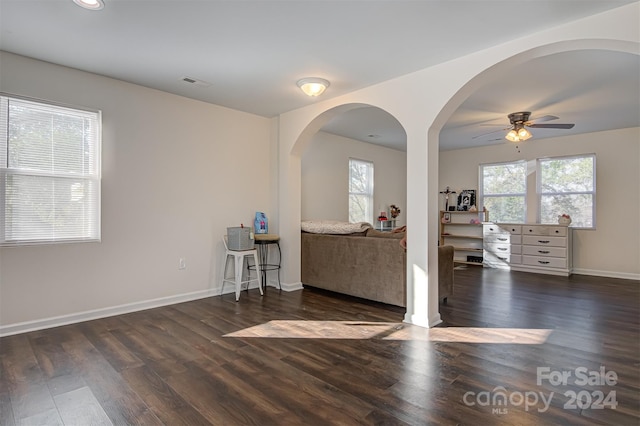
[366,229,405,239]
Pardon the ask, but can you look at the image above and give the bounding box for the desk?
[252,234,281,290]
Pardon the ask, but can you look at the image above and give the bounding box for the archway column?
[402,124,441,328]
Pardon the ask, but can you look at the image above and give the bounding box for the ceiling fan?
[473,111,575,142]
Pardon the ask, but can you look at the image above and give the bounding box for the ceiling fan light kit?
[505,125,532,142]
[502,111,574,142]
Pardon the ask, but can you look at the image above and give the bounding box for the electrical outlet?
[178,258,186,270]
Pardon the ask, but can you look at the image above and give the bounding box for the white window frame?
[479,160,527,223]
[348,158,374,224]
[537,154,596,229]
[0,93,102,246]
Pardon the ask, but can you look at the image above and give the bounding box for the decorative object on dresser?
[456,189,476,211]
[389,204,401,218]
[439,209,489,266]
[558,214,572,225]
[439,186,457,212]
[376,210,397,231]
[483,223,572,276]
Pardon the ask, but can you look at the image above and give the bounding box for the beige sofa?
[301,229,454,307]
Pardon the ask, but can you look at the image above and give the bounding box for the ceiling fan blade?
[528,115,558,123]
[472,127,510,139]
[528,123,575,129]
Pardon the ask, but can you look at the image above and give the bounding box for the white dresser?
[483,223,572,276]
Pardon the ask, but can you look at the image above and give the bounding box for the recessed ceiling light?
[73,0,104,10]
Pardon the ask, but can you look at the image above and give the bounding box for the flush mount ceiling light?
[73,0,104,10]
[297,77,330,97]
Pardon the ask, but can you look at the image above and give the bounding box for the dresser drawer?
[523,255,567,269]
[522,235,566,247]
[484,251,513,266]
[522,245,566,258]
[484,251,522,265]
[485,224,521,235]
[484,234,511,244]
[484,242,511,254]
[502,224,522,234]
[523,225,567,237]
[484,224,502,234]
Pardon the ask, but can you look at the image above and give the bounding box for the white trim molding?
[572,269,640,281]
[1,282,305,337]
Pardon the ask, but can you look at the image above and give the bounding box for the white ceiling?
[1,0,638,151]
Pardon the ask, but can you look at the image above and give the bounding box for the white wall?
[301,131,407,226]
[0,52,273,332]
[439,127,640,279]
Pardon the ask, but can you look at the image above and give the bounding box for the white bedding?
[301,220,372,234]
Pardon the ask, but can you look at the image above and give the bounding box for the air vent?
[180,76,212,88]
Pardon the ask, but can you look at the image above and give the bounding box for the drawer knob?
[538,250,550,254]
[538,260,550,264]
[538,240,550,244]
[498,238,507,241]
[498,247,507,251]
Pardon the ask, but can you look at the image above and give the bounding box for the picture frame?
[457,189,476,211]
[442,212,451,223]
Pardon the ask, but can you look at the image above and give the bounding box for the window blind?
[0,94,101,245]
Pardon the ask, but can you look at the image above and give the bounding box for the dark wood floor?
[1,267,639,425]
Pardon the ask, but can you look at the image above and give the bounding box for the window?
[348,158,373,223]
[0,94,101,245]
[480,161,527,223]
[538,154,595,228]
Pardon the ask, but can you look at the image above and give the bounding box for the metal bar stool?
[221,235,263,301]
[251,234,281,291]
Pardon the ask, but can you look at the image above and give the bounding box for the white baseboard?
[0,288,227,337]
[403,312,442,328]
[1,280,305,337]
[572,268,640,281]
[279,281,303,292]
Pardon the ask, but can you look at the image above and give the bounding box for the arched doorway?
[279,37,638,328]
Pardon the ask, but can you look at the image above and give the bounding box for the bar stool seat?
[251,234,281,291]
[221,235,263,301]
